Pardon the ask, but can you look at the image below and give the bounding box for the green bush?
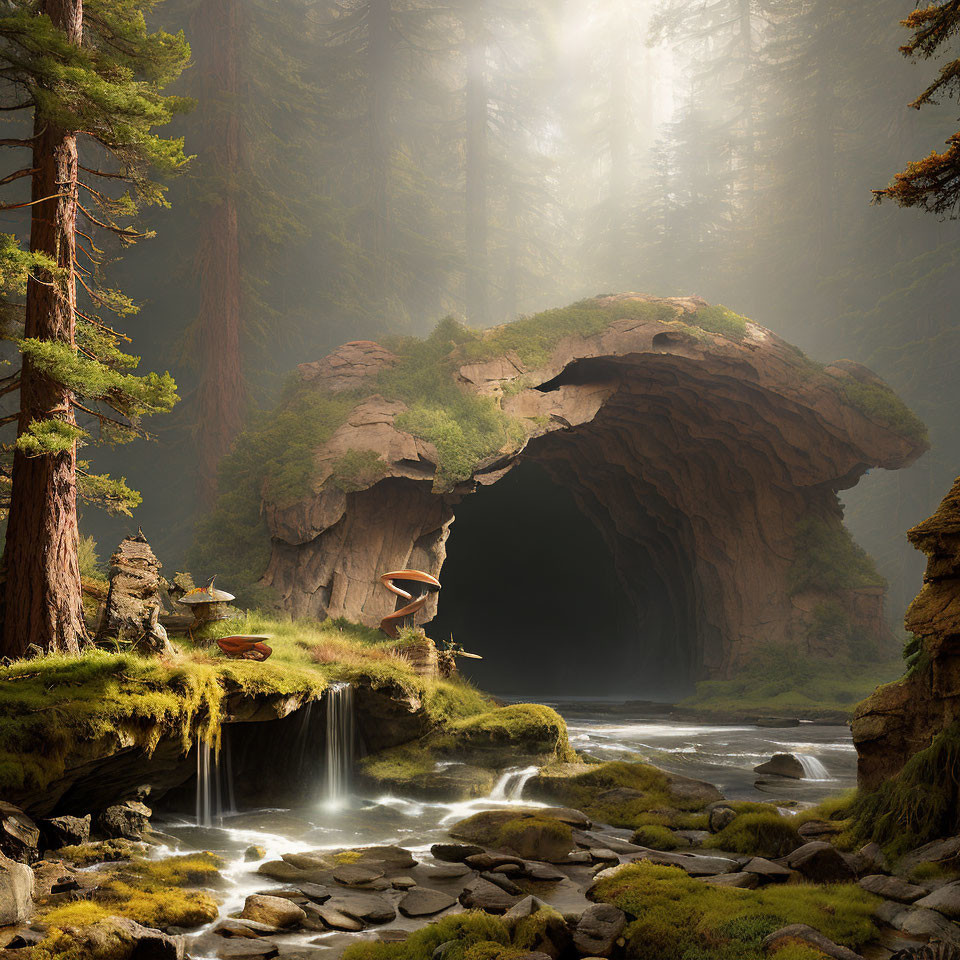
[632,823,682,850]
[341,912,509,960]
[691,304,749,339]
[591,861,878,960]
[834,377,927,442]
[852,721,960,855]
[712,812,803,858]
[789,518,885,595]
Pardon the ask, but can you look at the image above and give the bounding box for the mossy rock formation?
[221,294,924,680]
[852,476,960,848]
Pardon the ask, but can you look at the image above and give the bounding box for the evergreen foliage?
[0,0,190,516]
[789,518,886,595]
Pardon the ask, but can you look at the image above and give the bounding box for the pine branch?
[0,168,36,187]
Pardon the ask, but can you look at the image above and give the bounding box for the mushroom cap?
[179,583,235,604]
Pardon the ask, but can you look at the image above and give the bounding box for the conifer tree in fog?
[0,0,189,656]
[175,0,332,504]
[874,0,960,213]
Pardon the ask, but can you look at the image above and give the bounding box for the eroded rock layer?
[853,478,960,789]
[260,295,925,681]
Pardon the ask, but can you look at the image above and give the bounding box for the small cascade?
[489,766,539,801]
[797,755,831,781]
[325,683,355,805]
[195,729,237,826]
[293,700,317,778]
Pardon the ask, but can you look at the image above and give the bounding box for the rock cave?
[259,295,926,689]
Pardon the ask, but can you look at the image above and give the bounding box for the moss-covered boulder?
[526,760,722,830]
[449,809,576,862]
[357,704,575,800]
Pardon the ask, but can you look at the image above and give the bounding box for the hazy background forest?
[65,0,958,625]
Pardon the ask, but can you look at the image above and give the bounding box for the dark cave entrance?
[430,460,695,700]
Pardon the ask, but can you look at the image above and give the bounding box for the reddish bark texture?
[2,0,86,657]
[194,0,245,505]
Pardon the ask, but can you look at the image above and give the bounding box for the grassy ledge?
[0,614,493,800]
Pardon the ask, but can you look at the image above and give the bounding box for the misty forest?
[3,1,960,959]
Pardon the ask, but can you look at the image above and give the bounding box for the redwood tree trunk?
[464,0,490,326]
[368,0,393,288]
[1,0,86,658]
[195,0,244,505]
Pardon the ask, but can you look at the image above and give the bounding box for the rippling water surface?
[158,706,856,954]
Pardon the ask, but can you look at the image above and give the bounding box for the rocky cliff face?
[258,295,926,682]
[853,478,960,789]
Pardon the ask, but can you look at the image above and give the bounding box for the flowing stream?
[169,705,857,954]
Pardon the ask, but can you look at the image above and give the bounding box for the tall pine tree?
[0,0,189,656]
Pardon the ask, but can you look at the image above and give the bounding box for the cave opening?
[430,459,696,700]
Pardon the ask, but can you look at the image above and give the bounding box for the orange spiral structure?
[379,570,442,639]
[216,635,274,661]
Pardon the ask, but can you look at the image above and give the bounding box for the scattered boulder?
[451,810,574,861]
[96,801,152,841]
[633,850,739,877]
[703,871,760,889]
[430,843,484,863]
[324,894,396,925]
[857,842,889,875]
[572,903,627,957]
[40,814,91,850]
[244,846,266,862]
[885,906,960,945]
[707,803,737,833]
[784,842,856,883]
[915,881,960,919]
[754,754,805,779]
[0,852,33,925]
[798,820,844,840]
[0,802,39,863]
[459,877,521,913]
[398,887,457,917]
[55,916,185,960]
[896,837,960,875]
[761,924,863,960]
[858,874,927,903]
[332,863,384,887]
[297,883,331,904]
[742,858,793,882]
[193,933,278,959]
[240,895,307,929]
[313,905,363,932]
[481,871,522,895]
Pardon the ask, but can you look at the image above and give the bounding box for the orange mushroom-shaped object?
[216,635,274,661]
[379,570,441,638]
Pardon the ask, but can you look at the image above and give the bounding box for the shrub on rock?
[713,812,803,858]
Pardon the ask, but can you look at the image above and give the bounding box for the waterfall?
[195,728,237,826]
[325,683,354,805]
[797,755,831,781]
[195,739,220,827]
[490,766,539,801]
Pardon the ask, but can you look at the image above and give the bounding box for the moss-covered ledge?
[0,614,495,816]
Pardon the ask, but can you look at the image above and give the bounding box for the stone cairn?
[97,532,174,656]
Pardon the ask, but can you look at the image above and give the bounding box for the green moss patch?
[459,298,681,367]
[357,703,572,796]
[852,721,960,856]
[39,853,222,932]
[529,760,714,829]
[691,304,750,340]
[632,823,683,850]
[679,648,901,721]
[832,377,927,442]
[789,518,885,595]
[712,812,803,858]
[341,912,510,960]
[0,614,493,800]
[591,861,879,960]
